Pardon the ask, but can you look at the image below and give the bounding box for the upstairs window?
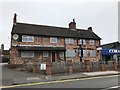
[50,37,57,43]
[79,39,86,45]
[89,40,95,45]
[65,38,74,44]
[22,35,34,42]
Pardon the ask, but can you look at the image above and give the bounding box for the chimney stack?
[13,13,17,25]
[88,27,93,32]
[69,19,76,30]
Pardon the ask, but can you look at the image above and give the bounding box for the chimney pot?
[88,27,93,32]
[13,13,17,25]
[73,19,75,22]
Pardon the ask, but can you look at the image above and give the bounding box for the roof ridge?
[101,41,119,46]
[16,22,88,31]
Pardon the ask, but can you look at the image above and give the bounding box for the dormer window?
[22,35,34,42]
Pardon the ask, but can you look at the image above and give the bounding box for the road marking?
[0,74,119,88]
[101,85,120,90]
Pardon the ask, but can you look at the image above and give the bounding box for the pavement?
[1,63,120,86]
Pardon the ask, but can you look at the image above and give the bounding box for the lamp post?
[80,31,83,62]
[77,31,83,62]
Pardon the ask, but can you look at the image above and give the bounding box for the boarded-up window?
[66,49,75,57]
[21,51,34,58]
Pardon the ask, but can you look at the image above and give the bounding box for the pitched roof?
[11,22,101,40]
[101,41,120,49]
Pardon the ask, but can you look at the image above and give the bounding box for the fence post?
[100,60,105,71]
[85,60,91,72]
[113,60,117,70]
[33,62,37,73]
[46,62,52,75]
[67,60,73,74]
[23,62,27,71]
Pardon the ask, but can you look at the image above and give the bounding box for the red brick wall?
[10,34,101,64]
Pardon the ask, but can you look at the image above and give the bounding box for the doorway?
[52,52,55,62]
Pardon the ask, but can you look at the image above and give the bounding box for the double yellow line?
[0,74,119,88]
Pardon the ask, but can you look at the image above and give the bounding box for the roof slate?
[11,22,101,40]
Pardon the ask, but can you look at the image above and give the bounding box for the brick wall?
[10,34,101,64]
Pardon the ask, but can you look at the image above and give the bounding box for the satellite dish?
[13,34,18,40]
[12,41,17,47]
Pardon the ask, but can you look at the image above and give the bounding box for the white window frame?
[65,38,74,44]
[83,39,86,45]
[50,37,57,43]
[79,39,82,44]
[43,51,49,58]
[21,51,34,58]
[79,39,86,45]
[65,38,69,44]
[22,35,34,42]
[89,40,95,45]
[69,38,74,44]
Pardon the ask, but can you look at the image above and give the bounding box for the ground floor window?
[21,51,34,58]
[59,51,64,58]
[66,49,75,57]
[43,51,49,58]
[90,50,96,57]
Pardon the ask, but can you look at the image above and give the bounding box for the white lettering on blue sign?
[109,49,120,54]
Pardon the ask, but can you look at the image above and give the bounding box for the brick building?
[10,14,101,64]
[1,44,10,63]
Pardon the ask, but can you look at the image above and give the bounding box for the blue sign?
[102,48,120,55]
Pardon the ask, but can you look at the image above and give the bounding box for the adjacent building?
[100,41,120,62]
[10,14,101,64]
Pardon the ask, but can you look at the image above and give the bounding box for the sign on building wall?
[40,63,46,70]
[102,48,120,55]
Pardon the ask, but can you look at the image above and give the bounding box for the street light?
[77,31,83,62]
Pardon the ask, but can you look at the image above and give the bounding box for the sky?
[0,0,119,50]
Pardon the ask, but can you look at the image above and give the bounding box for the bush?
[7,64,22,69]
[27,68,33,72]
[2,57,10,63]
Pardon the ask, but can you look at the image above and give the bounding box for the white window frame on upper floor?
[79,39,86,45]
[89,40,95,45]
[50,37,57,43]
[65,38,74,44]
[22,35,34,42]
